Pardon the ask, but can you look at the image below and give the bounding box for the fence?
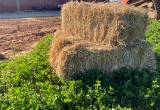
[0,0,69,12]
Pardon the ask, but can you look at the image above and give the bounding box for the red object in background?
[121,0,129,4]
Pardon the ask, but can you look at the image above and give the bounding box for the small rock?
[35,32,45,36]
[0,53,6,60]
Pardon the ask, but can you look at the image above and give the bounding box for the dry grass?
[61,2,148,47]
[50,36,156,79]
[49,2,156,79]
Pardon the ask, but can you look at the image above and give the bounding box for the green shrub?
[145,20,160,50]
[0,20,160,110]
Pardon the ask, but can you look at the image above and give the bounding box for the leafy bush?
[0,20,160,110]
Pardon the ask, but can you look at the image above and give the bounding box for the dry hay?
[49,31,94,70]
[50,36,156,79]
[49,2,156,79]
[61,2,148,47]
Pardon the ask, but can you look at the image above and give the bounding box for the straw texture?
[49,2,156,79]
[61,2,148,46]
[50,37,156,79]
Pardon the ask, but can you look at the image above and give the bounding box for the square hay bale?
[49,2,156,79]
[61,2,148,46]
[49,31,94,70]
[49,35,156,79]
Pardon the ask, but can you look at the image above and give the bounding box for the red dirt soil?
[0,17,60,60]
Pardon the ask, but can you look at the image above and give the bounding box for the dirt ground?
[0,17,60,60]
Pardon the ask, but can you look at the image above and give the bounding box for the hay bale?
[49,33,73,70]
[61,2,148,46]
[49,31,95,70]
[49,37,156,79]
[49,2,156,79]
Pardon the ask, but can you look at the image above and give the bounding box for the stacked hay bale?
[49,2,156,79]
